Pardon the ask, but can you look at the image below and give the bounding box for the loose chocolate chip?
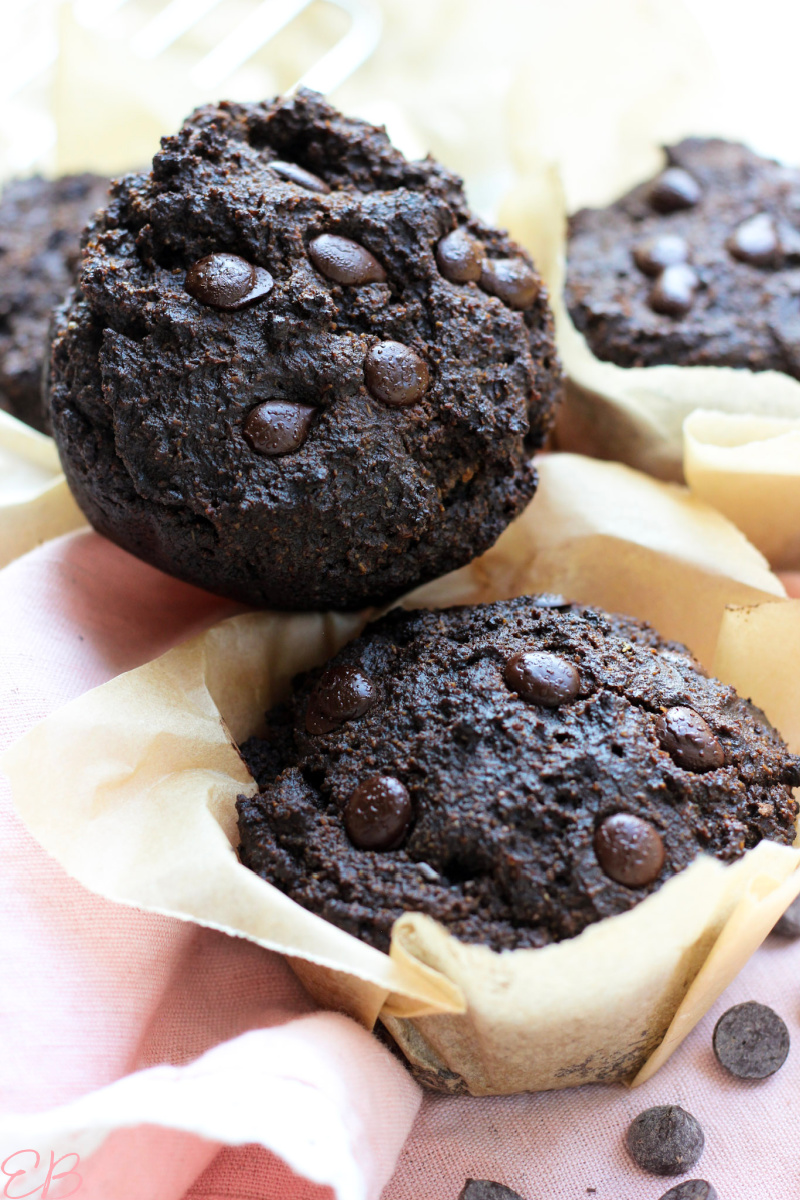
[659,1182,718,1200]
[436,228,484,283]
[626,1105,704,1176]
[773,894,800,938]
[185,253,273,310]
[309,233,387,285]
[479,257,539,308]
[503,651,580,706]
[727,211,780,266]
[269,160,331,193]
[243,401,315,456]
[648,264,699,317]
[594,813,665,887]
[656,706,724,772]
[458,1183,525,1200]
[649,167,702,212]
[305,664,375,735]
[364,341,429,406]
[633,234,690,277]
[344,775,412,851]
[713,1001,790,1079]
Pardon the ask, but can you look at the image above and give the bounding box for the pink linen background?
[1,528,799,1199]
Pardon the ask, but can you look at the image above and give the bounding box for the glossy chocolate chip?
[713,1001,790,1079]
[305,665,375,735]
[649,167,702,213]
[436,228,484,283]
[594,813,665,887]
[727,212,780,266]
[479,257,539,308]
[344,775,412,851]
[633,234,690,277]
[364,341,429,406]
[185,253,273,310]
[243,401,315,456]
[308,233,386,285]
[659,1181,718,1200]
[503,651,580,706]
[627,1105,705,1177]
[648,263,698,317]
[458,1183,525,1200]
[656,706,724,772]
[269,160,330,193]
[773,894,800,938]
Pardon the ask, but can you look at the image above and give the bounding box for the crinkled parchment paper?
[5,453,799,1095]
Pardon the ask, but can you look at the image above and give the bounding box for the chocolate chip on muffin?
[0,173,108,431]
[49,90,561,610]
[565,137,800,377]
[237,596,800,952]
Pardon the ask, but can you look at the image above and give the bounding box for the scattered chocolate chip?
[626,1105,705,1177]
[656,706,724,772]
[727,211,780,266]
[364,341,429,406]
[713,1001,790,1079]
[649,167,702,213]
[503,651,580,706]
[594,813,665,887]
[479,257,539,308]
[305,664,375,735]
[309,233,386,285]
[633,234,690,277]
[243,401,315,456]
[269,160,331,193]
[436,228,484,283]
[344,775,412,851]
[458,1182,526,1200]
[659,1182,718,1200]
[773,894,800,938]
[648,263,699,316]
[185,253,273,310]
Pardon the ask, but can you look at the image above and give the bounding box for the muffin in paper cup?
[4,453,800,1096]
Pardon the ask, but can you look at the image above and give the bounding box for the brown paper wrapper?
[5,453,799,1095]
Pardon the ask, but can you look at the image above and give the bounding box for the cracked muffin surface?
[237,596,800,952]
[49,90,561,610]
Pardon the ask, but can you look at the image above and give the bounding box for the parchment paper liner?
[4,453,800,1095]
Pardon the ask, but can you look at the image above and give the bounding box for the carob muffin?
[565,137,800,376]
[0,173,108,432]
[49,90,561,610]
[237,595,800,952]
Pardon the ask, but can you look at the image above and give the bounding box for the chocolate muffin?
[0,173,109,432]
[49,90,561,611]
[565,137,800,376]
[237,596,800,952]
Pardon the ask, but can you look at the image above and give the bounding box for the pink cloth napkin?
[1,530,799,1200]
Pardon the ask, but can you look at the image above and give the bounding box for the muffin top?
[565,137,800,377]
[49,90,561,610]
[237,596,800,952]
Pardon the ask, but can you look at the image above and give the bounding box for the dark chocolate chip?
[344,775,412,851]
[436,228,484,283]
[269,160,331,193]
[626,1105,705,1176]
[458,1182,525,1200]
[659,1182,718,1200]
[305,665,375,735]
[633,234,690,277]
[185,253,273,310]
[309,234,386,285]
[649,167,702,213]
[712,1001,790,1079]
[727,212,780,266]
[594,813,665,887]
[773,893,800,938]
[656,706,724,772]
[648,264,699,317]
[243,401,315,456]
[364,341,429,406]
[479,257,539,308]
[503,651,580,706]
